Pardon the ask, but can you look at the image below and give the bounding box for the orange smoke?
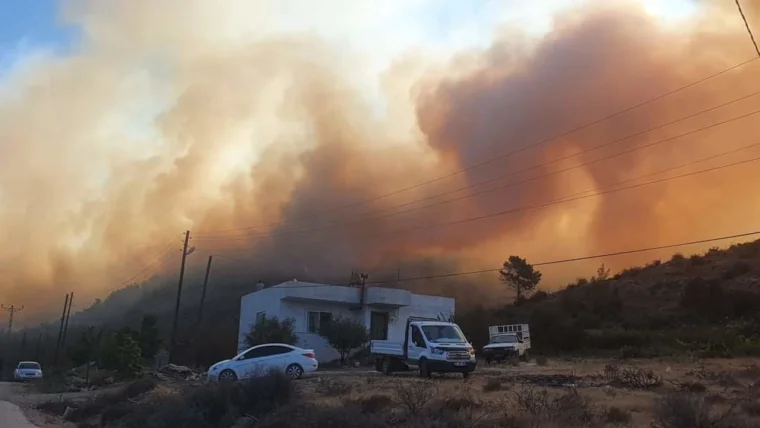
[1,0,760,325]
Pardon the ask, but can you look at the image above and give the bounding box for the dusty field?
[20,357,760,427]
[295,357,760,427]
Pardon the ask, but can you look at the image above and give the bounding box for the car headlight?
[468,347,475,355]
[431,347,444,355]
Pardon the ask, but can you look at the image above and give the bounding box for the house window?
[255,311,266,325]
[307,311,333,333]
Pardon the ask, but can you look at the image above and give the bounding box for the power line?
[115,242,180,287]
[196,101,760,243]
[736,0,760,57]
[213,149,760,254]
[198,56,760,236]
[367,230,760,284]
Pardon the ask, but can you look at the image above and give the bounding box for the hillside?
[10,238,760,370]
[458,238,760,357]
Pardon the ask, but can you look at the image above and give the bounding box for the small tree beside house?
[245,316,297,348]
[320,317,369,366]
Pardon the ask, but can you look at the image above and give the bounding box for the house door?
[370,311,389,340]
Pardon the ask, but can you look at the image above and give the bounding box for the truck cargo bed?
[370,340,404,356]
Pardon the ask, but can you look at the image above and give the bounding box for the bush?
[245,317,297,348]
[354,394,393,414]
[393,380,436,414]
[653,392,724,428]
[606,406,632,424]
[319,317,369,365]
[119,371,293,427]
[315,377,353,396]
[722,261,751,280]
[483,378,502,392]
[58,378,158,422]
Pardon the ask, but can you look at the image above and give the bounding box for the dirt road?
[0,383,37,428]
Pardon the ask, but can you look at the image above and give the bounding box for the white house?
[238,281,455,363]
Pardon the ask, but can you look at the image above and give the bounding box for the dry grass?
[30,358,760,427]
[292,358,760,427]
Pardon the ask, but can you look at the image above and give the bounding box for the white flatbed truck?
[370,317,476,378]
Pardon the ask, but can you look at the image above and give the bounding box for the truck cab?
[371,319,476,378]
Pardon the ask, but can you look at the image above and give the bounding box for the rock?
[159,364,194,375]
[602,385,617,396]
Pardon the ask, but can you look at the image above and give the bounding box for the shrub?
[606,406,632,424]
[245,316,297,348]
[354,394,393,414]
[393,380,436,414]
[483,378,502,392]
[653,392,728,428]
[670,253,686,263]
[319,317,370,365]
[119,371,293,427]
[315,377,353,396]
[617,367,662,389]
[722,261,751,280]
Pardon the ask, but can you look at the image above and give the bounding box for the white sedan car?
[14,361,43,381]
[207,343,318,382]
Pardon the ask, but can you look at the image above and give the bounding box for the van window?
[411,326,425,348]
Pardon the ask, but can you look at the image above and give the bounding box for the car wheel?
[219,369,237,382]
[419,359,431,378]
[286,363,304,379]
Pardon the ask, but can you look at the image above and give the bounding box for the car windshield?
[18,363,40,370]
[490,334,518,344]
[421,325,467,343]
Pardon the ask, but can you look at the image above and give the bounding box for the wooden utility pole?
[54,293,71,365]
[1,304,24,335]
[2,304,23,372]
[196,255,213,328]
[169,230,192,364]
[61,292,74,348]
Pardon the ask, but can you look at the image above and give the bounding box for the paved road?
[0,383,37,428]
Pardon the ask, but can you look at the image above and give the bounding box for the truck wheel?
[519,352,529,362]
[382,358,393,375]
[419,359,431,378]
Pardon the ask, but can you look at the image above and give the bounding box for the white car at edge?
[14,361,43,381]
[207,343,318,382]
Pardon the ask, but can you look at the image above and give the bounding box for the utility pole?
[169,230,192,364]
[54,293,71,366]
[61,292,74,348]
[736,0,760,57]
[196,255,213,329]
[1,304,24,336]
[1,304,23,373]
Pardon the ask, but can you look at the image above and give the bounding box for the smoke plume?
[2,0,760,325]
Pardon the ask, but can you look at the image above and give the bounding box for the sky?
[0,0,697,75]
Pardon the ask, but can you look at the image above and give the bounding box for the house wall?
[238,289,282,353]
[280,300,364,363]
